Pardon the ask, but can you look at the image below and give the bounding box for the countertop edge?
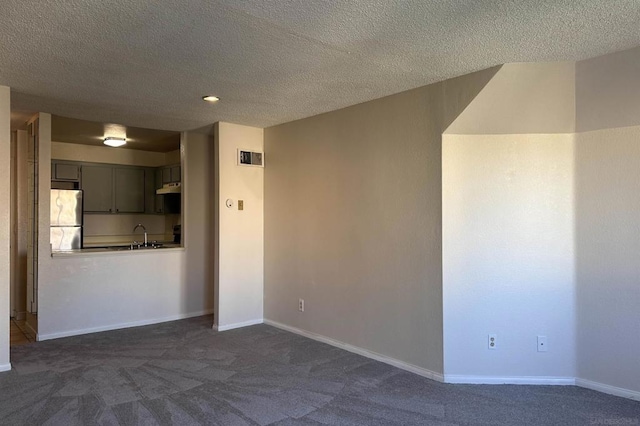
[51,247,185,258]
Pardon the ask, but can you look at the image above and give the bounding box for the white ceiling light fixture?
[103,137,127,147]
[202,95,220,103]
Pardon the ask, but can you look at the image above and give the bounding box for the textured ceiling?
[2,1,640,132]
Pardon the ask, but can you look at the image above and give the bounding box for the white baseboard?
[576,378,640,401]
[0,363,11,373]
[443,376,638,401]
[444,375,575,385]
[37,309,214,341]
[30,314,640,402]
[213,318,264,332]
[264,319,444,383]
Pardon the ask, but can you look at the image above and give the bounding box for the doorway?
[25,119,38,337]
[9,120,38,346]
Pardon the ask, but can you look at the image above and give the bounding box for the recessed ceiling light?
[202,95,220,102]
[104,137,127,147]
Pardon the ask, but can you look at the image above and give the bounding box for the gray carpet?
[1,316,638,425]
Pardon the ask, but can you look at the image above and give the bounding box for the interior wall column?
[0,85,12,371]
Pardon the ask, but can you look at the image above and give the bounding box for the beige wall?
[446,62,575,134]
[263,67,498,374]
[165,149,180,166]
[214,122,264,330]
[181,131,214,317]
[576,46,640,132]
[574,47,640,396]
[575,126,640,394]
[52,141,167,166]
[0,86,10,370]
[10,130,28,319]
[10,132,16,317]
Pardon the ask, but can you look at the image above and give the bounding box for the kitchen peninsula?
[25,113,214,346]
[50,130,183,254]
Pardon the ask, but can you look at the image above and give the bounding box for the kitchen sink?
[83,245,129,251]
[83,243,164,251]
[129,243,164,250]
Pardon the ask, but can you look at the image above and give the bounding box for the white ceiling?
[2,1,640,132]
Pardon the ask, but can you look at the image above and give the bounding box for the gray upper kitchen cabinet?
[155,169,165,214]
[161,167,172,184]
[155,164,181,214]
[160,164,181,185]
[144,168,156,214]
[80,163,146,214]
[114,168,145,213]
[170,165,181,182]
[60,160,179,215]
[82,165,114,213]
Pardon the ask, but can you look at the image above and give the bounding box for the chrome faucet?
[133,223,148,246]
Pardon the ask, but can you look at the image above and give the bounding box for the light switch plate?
[238,200,244,210]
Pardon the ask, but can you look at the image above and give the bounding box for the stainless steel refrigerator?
[50,189,83,250]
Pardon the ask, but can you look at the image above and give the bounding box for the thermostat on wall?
[237,149,264,167]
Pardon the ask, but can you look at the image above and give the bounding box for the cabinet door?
[82,165,113,213]
[170,165,181,183]
[144,168,156,214]
[155,168,164,214]
[114,168,145,213]
[54,163,80,181]
[162,167,172,184]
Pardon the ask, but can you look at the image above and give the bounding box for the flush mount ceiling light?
[103,137,127,147]
[202,95,220,103]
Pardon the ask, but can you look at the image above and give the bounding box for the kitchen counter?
[51,242,183,257]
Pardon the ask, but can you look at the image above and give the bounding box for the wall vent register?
[238,149,264,167]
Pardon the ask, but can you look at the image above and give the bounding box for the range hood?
[156,182,181,194]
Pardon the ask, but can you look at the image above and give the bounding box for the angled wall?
[446,62,575,134]
[443,54,640,399]
[264,67,498,376]
[575,47,640,397]
[576,45,640,132]
[443,62,576,382]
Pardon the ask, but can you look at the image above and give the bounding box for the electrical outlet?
[298,298,304,312]
[488,334,497,350]
[537,335,548,352]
